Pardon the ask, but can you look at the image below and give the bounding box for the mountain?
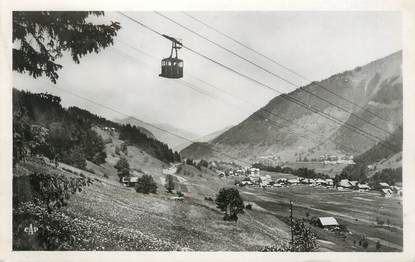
[13,89,180,168]
[181,51,403,163]
[116,117,201,149]
[174,125,233,151]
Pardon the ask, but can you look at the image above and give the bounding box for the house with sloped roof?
[318,217,339,228]
[357,183,371,191]
[338,179,352,188]
[379,182,391,189]
[381,188,393,198]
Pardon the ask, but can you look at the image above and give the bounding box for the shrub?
[291,220,319,252]
[176,191,184,197]
[135,175,157,194]
[362,239,369,249]
[245,203,252,210]
[13,172,92,250]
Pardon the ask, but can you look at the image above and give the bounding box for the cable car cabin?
[160,57,183,78]
[159,35,183,79]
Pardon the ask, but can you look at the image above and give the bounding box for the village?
[117,159,403,199]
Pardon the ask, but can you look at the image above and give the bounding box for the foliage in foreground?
[260,220,319,252]
[13,172,93,250]
[13,11,121,83]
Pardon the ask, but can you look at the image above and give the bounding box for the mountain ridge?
[181,50,403,163]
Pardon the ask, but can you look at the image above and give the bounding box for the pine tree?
[13,11,121,83]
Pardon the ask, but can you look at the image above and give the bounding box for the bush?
[13,172,93,250]
[176,191,184,197]
[291,220,319,252]
[245,203,252,210]
[135,175,157,194]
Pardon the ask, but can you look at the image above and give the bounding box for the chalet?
[287,178,300,185]
[356,183,371,191]
[381,188,393,198]
[338,179,352,188]
[325,179,334,186]
[318,217,339,228]
[349,181,359,187]
[121,176,139,187]
[379,182,391,189]
[315,179,326,185]
[301,178,311,184]
[241,180,253,186]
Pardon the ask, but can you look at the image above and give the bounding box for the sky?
[14,11,401,137]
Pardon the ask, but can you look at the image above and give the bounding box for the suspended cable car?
[159,34,183,79]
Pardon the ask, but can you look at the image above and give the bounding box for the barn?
[318,217,339,228]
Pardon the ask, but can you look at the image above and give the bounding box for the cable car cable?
[181,11,390,123]
[116,12,401,152]
[155,11,397,139]
[114,43,390,155]
[24,81,260,166]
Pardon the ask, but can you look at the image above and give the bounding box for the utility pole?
[290,200,294,245]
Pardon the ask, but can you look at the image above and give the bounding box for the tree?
[215,188,244,221]
[376,240,381,250]
[291,220,319,252]
[114,157,129,171]
[135,175,157,194]
[114,157,130,181]
[165,174,174,193]
[13,11,121,83]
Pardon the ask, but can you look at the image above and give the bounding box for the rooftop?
[319,217,339,226]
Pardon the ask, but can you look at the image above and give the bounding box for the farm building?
[287,178,300,185]
[324,179,334,186]
[121,176,139,187]
[381,188,393,198]
[356,183,371,191]
[379,182,391,189]
[318,217,339,228]
[338,179,352,188]
[349,181,358,187]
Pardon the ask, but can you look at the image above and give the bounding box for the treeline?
[13,89,180,168]
[369,168,402,187]
[335,165,402,185]
[337,127,402,184]
[184,158,209,170]
[13,89,107,169]
[252,163,329,179]
[118,124,181,163]
[354,126,402,165]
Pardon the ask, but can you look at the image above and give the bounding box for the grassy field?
[14,128,402,251]
[237,185,403,251]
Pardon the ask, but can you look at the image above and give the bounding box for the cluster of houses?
[337,179,371,192]
[319,154,355,165]
[238,172,335,188]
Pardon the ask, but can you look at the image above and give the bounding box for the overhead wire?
[154,11,397,139]
[116,40,362,153]
[24,79,255,166]
[181,11,390,122]
[115,12,401,152]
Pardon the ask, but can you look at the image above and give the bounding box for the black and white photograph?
[1,1,415,260]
